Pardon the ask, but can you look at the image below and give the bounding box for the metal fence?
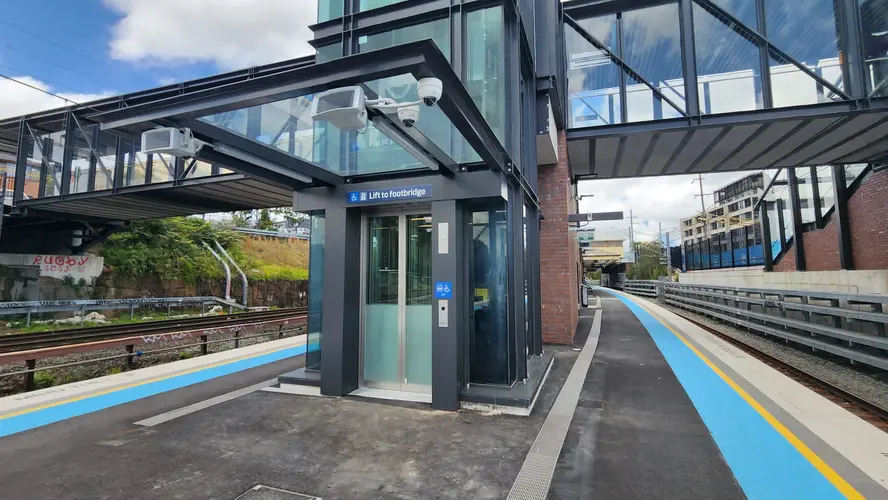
[0,296,245,326]
[620,280,888,371]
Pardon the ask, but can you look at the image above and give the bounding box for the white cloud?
[0,76,113,120]
[576,171,761,248]
[104,0,318,70]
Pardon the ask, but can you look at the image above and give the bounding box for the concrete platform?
[0,345,579,499]
[551,291,743,499]
[598,288,888,499]
[2,289,885,498]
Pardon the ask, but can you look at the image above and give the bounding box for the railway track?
[0,308,307,354]
[670,309,888,433]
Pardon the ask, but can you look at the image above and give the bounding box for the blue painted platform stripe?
[0,344,306,438]
[602,290,844,500]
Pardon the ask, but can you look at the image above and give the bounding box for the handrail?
[214,239,248,306]
[202,241,232,300]
[0,296,244,316]
[618,280,888,371]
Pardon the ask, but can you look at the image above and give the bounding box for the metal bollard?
[200,335,208,355]
[24,359,36,391]
[234,328,240,348]
[126,344,135,369]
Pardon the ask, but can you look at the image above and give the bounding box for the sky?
[0,0,753,239]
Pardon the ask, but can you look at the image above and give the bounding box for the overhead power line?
[0,19,116,70]
[0,72,102,114]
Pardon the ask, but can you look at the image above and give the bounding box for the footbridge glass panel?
[197,72,480,177]
[563,0,888,180]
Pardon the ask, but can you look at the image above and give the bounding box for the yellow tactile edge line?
[620,292,864,500]
[0,339,303,421]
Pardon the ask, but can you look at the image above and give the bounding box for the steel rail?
[0,308,306,354]
[672,308,888,428]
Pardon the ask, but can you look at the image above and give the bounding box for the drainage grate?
[234,485,322,500]
[507,309,602,500]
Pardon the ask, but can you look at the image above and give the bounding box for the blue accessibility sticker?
[434,281,453,299]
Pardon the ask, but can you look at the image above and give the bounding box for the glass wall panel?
[356,18,452,171]
[122,139,148,187]
[565,17,621,127]
[694,3,764,113]
[765,0,842,106]
[622,3,686,120]
[796,168,816,224]
[364,216,400,385]
[815,166,836,216]
[712,0,759,29]
[306,212,325,371]
[185,159,213,178]
[94,130,117,191]
[316,43,342,63]
[859,0,888,96]
[466,7,506,142]
[150,154,175,183]
[33,130,64,197]
[317,0,343,22]
[358,0,407,13]
[469,200,511,385]
[358,19,450,57]
[405,214,433,386]
[69,124,94,194]
[845,163,868,186]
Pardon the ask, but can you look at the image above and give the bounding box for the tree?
[102,217,243,284]
[257,209,275,230]
[627,241,668,280]
[269,207,307,224]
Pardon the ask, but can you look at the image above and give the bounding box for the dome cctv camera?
[398,105,420,127]
[417,78,443,107]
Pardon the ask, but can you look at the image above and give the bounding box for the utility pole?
[697,173,708,240]
[628,210,637,262]
[666,230,672,280]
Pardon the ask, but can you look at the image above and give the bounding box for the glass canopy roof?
[198,73,479,178]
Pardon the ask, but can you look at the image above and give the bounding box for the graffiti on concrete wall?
[31,255,93,276]
[0,253,104,281]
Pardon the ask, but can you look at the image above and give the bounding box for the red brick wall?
[773,244,797,272]
[802,220,840,271]
[538,131,580,345]
[772,168,888,272]
[848,168,888,270]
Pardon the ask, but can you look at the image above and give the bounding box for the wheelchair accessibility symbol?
[434,282,453,298]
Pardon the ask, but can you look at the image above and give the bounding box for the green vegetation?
[101,217,308,283]
[627,241,669,280]
[34,370,54,389]
[103,218,240,283]
[4,316,146,335]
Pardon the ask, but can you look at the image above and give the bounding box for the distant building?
[681,173,767,268]
[581,239,625,267]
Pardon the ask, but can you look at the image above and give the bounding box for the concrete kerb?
[507,308,602,499]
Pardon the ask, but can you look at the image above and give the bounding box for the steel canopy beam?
[91,42,437,131]
[565,99,888,141]
[181,117,341,186]
[87,40,515,195]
